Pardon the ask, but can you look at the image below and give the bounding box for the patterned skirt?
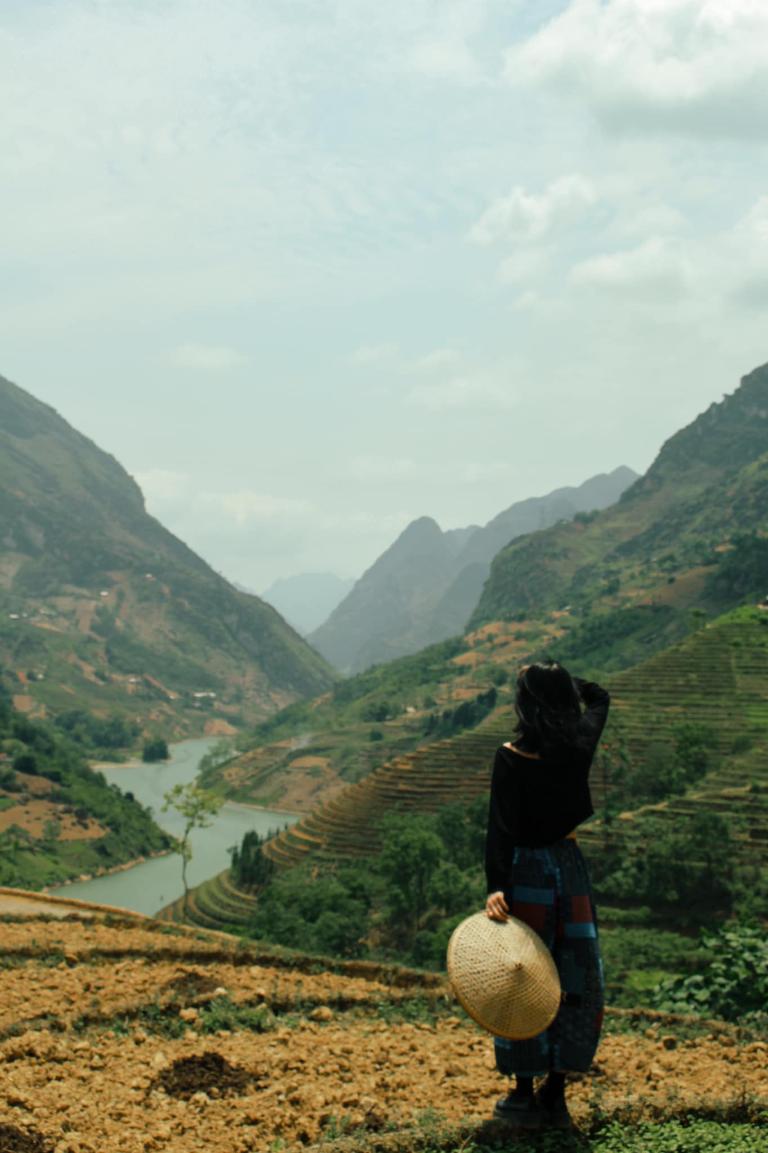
[493,839,604,1076]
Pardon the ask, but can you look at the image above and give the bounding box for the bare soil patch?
[0,1123,52,1153]
[0,799,105,841]
[0,908,765,1153]
[203,719,238,737]
[154,1051,256,1099]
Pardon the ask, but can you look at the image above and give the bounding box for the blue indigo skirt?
[494,839,604,1076]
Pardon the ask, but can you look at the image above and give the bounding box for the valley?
[0,364,766,1152]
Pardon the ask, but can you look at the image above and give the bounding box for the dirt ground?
[0,797,105,840]
[0,900,765,1153]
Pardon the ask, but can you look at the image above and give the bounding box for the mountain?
[0,374,334,729]
[471,363,768,634]
[261,572,355,634]
[309,467,637,673]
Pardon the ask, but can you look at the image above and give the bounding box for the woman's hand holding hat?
[486,890,509,922]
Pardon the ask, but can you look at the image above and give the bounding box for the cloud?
[408,38,482,84]
[570,238,689,297]
[135,469,190,504]
[411,348,460,372]
[170,344,248,371]
[742,196,768,242]
[407,373,519,411]
[136,472,310,526]
[348,344,462,379]
[469,175,597,246]
[346,455,418,481]
[504,0,768,138]
[200,490,311,526]
[348,343,399,366]
[461,461,512,483]
[499,249,549,285]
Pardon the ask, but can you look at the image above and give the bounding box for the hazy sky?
[3,1,768,590]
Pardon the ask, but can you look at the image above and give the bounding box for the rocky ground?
[0,897,765,1153]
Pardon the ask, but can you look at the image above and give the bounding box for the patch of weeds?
[2,1014,66,1041]
[369,996,444,1025]
[36,951,67,968]
[131,1003,187,1039]
[603,1011,728,1043]
[198,997,276,1034]
[589,1120,768,1152]
[0,955,30,970]
[318,1114,356,1143]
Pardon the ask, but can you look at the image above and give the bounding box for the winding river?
[48,737,296,917]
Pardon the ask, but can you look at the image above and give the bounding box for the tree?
[162,782,223,914]
[230,829,276,891]
[143,738,169,763]
[378,812,443,943]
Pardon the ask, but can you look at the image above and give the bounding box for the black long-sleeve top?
[485,679,610,894]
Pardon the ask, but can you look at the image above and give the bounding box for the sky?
[2,0,768,591]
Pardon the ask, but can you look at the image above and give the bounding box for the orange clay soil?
[0,905,765,1153]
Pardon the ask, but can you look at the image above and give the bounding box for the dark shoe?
[493,1092,540,1129]
[536,1090,572,1129]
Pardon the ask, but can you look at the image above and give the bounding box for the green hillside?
[258,607,768,877]
[0,678,172,887]
[199,615,568,809]
[177,609,768,1026]
[0,374,334,732]
[471,364,768,653]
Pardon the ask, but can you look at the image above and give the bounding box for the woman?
[485,660,610,1128]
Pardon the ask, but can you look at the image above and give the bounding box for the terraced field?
[579,607,768,864]
[0,893,765,1153]
[168,608,768,939]
[257,610,768,876]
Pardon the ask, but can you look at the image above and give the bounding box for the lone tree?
[143,737,169,763]
[162,782,223,914]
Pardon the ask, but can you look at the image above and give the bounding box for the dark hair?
[513,661,585,755]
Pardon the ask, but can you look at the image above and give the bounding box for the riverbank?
[43,846,173,892]
[48,737,297,916]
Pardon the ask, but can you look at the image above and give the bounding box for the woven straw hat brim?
[447,912,561,1040]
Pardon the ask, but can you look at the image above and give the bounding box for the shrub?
[654,922,768,1023]
[12,752,37,775]
[142,738,169,763]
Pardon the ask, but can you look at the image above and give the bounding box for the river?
[48,737,296,917]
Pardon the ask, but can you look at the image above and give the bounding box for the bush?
[12,752,37,775]
[654,922,768,1023]
[142,738,169,763]
[596,811,736,916]
[423,688,497,738]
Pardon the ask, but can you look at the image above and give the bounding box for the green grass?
[314,1114,767,1153]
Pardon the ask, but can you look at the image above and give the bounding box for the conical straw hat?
[447,912,561,1040]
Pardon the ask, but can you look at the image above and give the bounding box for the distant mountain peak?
[309,466,637,673]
